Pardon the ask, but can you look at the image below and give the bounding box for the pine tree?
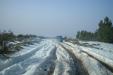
[96,17,113,43]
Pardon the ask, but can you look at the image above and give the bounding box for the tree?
[76,17,113,43]
[76,30,96,41]
[96,17,113,43]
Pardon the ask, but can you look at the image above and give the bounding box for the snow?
[64,41,113,75]
[53,45,76,75]
[0,39,113,75]
[0,39,60,75]
[79,41,113,52]
[78,41,113,60]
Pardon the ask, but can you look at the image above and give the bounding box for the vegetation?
[76,17,113,43]
[96,17,113,43]
[76,31,96,41]
[0,31,37,56]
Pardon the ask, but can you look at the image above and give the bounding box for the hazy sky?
[0,0,113,37]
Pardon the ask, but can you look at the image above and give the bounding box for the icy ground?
[0,39,87,75]
[79,41,113,60]
[0,39,113,75]
[64,41,113,75]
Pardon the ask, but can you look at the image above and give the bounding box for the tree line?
[0,31,37,55]
[76,17,113,43]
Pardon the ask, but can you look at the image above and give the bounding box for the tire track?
[59,44,89,75]
[0,40,52,75]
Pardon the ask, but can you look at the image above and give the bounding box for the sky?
[0,0,113,37]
